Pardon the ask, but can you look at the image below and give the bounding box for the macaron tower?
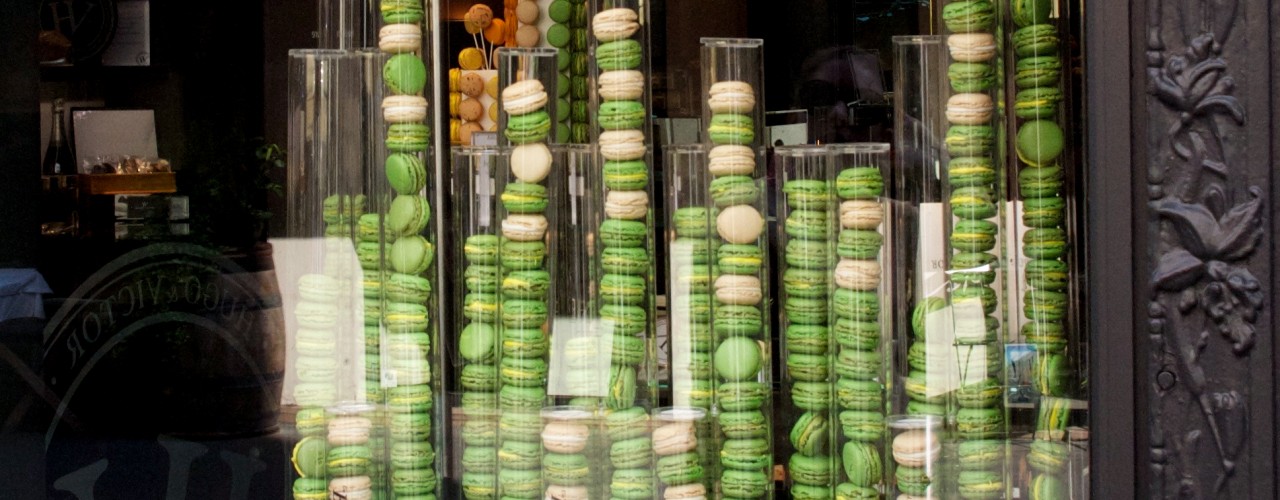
[664,144,719,497]
[1007,0,1075,495]
[495,48,556,500]
[543,0,589,142]
[829,144,891,497]
[291,271,343,500]
[451,147,504,500]
[773,145,837,499]
[943,0,1007,498]
[378,0,441,497]
[326,405,381,500]
[701,38,773,500]
[591,3,659,497]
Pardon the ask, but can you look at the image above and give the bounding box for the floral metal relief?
[1146,0,1263,496]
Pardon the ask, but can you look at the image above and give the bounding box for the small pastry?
[592,8,640,42]
[501,79,549,115]
[604,190,649,220]
[460,72,485,97]
[510,143,552,182]
[458,98,484,121]
[378,24,421,53]
[598,70,645,101]
[382,95,428,123]
[708,81,756,114]
[945,93,994,125]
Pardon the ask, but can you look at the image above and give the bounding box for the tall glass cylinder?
[450,146,504,500]
[700,37,773,500]
[662,144,718,496]
[539,406,605,500]
[286,47,375,500]
[590,4,659,496]
[773,145,837,498]
[890,35,953,497]
[664,144,713,412]
[497,48,560,148]
[652,406,714,499]
[375,0,442,493]
[827,143,891,497]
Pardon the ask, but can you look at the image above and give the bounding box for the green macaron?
[839,410,884,442]
[708,113,756,145]
[596,39,643,70]
[1015,65,1064,101]
[504,110,552,145]
[946,125,995,157]
[949,62,996,93]
[598,100,647,130]
[714,304,764,337]
[1023,227,1068,259]
[719,381,769,411]
[718,244,764,274]
[787,238,833,269]
[464,234,499,264]
[602,247,650,275]
[604,160,650,191]
[384,53,427,95]
[786,209,831,240]
[386,153,427,195]
[789,411,831,456]
[952,251,999,285]
[656,451,704,485]
[958,470,1005,499]
[1019,165,1064,197]
[841,441,882,487]
[1023,196,1067,228]
[1014,24,1061,58]
[836,167,884,200]
[950,156,998,187]
[710,175,760,207]
[715,336,762,381]
[1017,119,1066,166]
[783,179,832,210]
[942,0,996,33]
[789,454,834,486]
[951,186,997,220]
[501,182,548,214]
[720,410,769,439]
[951,219,999,252]
[600,219,647,247]
[786,324,829,355]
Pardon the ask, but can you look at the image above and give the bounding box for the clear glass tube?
[326,403,390,499]
[449,145,504,500]
[652,406,715,498]
[700,37,773,500]
[1001,1,1085,497]
[887,414,949,499]
[664,144,713,412]
[773,145,837,497]
[541,405,607,499]
[497,48,560,147]
[494,134,555,498]
[590,3,659,493]
[286,49,373,413]
[827,142,891,495]
[588,0,653,145]
[662,144,718,497]
[375,2,442,495]
[939,3,1009,497]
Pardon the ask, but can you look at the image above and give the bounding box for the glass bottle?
[43,98,74,175]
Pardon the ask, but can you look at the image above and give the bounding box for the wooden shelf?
[80,173,175,195]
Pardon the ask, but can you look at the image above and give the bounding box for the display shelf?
[700,37,774,500]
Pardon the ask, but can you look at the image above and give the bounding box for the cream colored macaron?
[717,205,765,244]
[945,93,994,125]
[593,8,640,42]
[511,143,552,182]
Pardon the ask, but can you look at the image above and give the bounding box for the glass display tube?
[590,3,659,494]
[326,403,389,499]
[652,406,714,498]
[664,144,713,413]
[450,146,503,500]
[887,414,947,499]
[588,0,653,147]
[827,142,891,497]
[493,91,557,496]
[700,37,773,500]
[375,1,443,495]
[772,145,837,498]
[541,406,606,499]
[939,3,1010,497]
[497,48,560,147]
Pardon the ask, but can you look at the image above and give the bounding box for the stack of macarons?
[775,154,837,498]
[1012,2,1072,492]
[293,273,343,410]
[1010,0,1070,403]
[829,160,887,496]
[459,232,502,500]
[326,410,384,500]
[496,74,554,500]
[540,410,598,500]
[379,1,440,497]
[650,411,708,499]
[703,76,772,499]
[943,2,1007,498]
[454,69,500,145]
[593,5,657,497]
[545,0,589,142]
[890,427,941,499]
